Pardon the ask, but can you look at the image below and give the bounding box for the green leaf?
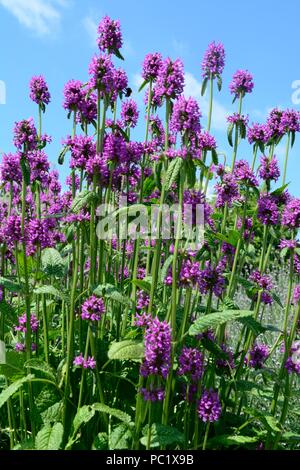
[217,74,222,92]
[291,131,296,148]
[200,337,228,360]
[160,255,174,284]
[20,155,31,186]
[108,340,144,361]
[58,145,70,165]
[41,401,63,424]
[131,279,151,293]
[36,423,64,450]
[245,407,281,433]
[270,183,289,197]
[72,405,96,436]
[138,79,148,92]
[140,423,184,448]
[238,316,266,337]
[93,284,131,306]
[211,148,219,165]
[270,291,284,308]
[189,310,253,336]
[71,190,97,213]
[164,157,183,191]
[24,359,56,382]
[0,374,34,409]
[92,432,109,450]
[201,77,208,96]
[109,423,132,450]
[208,434,258,448]
[41,248,66,278]
[227,122,234,147]
[92,403,132,424]
[34,285,66,301]
[0,300,17,325]
[114,49,124,60]
[0,277,23,293]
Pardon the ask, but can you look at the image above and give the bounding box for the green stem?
[282,131,291,186]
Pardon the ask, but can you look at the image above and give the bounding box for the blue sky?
[1,0,300,194]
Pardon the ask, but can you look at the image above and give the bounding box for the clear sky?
[1,0,300,194]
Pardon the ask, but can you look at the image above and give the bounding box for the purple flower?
[266,108,283,140]
[198,260,226,297]
[197,131,216,151]
[236,216,253,241]
[112,68,128,98]
[0,152,22,184]
[15,343,25,352]
[294,285,300,304]
[29,75,51,106]
[81,295,105,322]
[135,312,152,327]
[97,16,122,54]
[250,270,273,291]
[88,54,114,93]
[63,80,84,112]
[257,194,280,226]
[248,343,269,369]
[216,344,235,370]
[103,133,127,165]
[64,135,96,170]
[121,99,139,128]
[13,118,38,150]
[78,88,97,124]
[258,155,280,182]
[227,113,249,126]
[136,291,150,312]
[279,239,297,250]
[142,53,163,82]
[15,313,39,333]
[247,123,272,145]
[201,41,225,78]
[229,69,254,97]
[177,347,204,382]
[73,353,96,369]
[233,159,258,186]
[285,341,300,375]
[170,96,201,134]
[140,386,165,402]
[282,198,300,228]
[197,389,222,423]
[215,173,239,208]
[155,58,184,100]
[179,260,201,288]
[279,109,300,134]
[140,317,172,379]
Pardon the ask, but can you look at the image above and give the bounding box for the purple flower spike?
[197,389,222,423]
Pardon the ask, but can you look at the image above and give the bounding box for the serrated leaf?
[36,423,63,450]
[109,424,132,450]
[164,157,183,191]
[24,359,56,382]
[72,405,96,436]
[211,148,219,165]
[140,423,184,448]
[189,310,253,336]
[238,316,266,337]
[71,190,97,213]
[34,285,66,301]
[92,432,109,450]
[0,374,34,409]
[0,277,23,293]
[41,248,66,278]
[20,155,31,186]
[131,279,151,293]
[41,401,63,424]
[217,75,222,92]
[160,255,174,283]
[108,340,144,361]
[93,284,130,306]
[92,403,132,424]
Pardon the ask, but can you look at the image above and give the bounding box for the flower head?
[29,75,51,106]
[177,347,204,382]
[142,53,163,82]
[140,317,172,379]
[97,16,122,54]
[81,295,105,322]
[229,69,254,97]
[259,155,280,182]
[201,41,225,78]
[121,99,139,128]
[197,389,222,422]
[170,95,201,134]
